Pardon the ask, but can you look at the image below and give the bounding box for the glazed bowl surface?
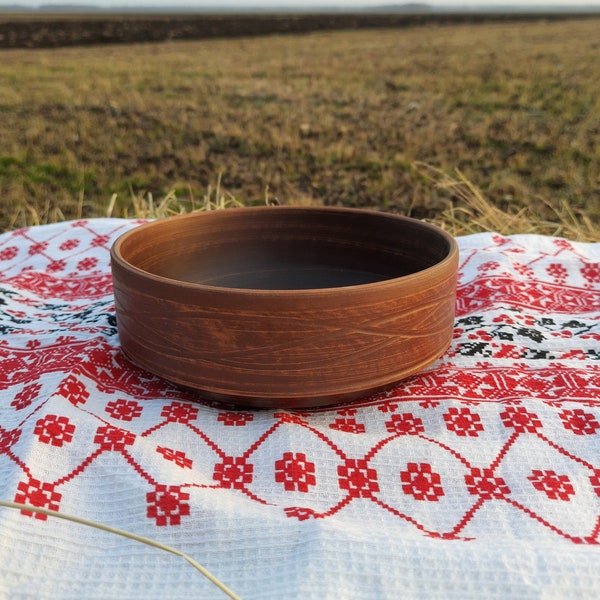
[110,206,458,408]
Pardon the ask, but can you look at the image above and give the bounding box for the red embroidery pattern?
[0,222,598,545]
[34,415,75,447]
[94,425,136,451]
[146,485,190,526]
[444,407,484,437]
[385,413,424,435]
[58,374,90,406]
[161,402,199,425]
[213,457,254,489]
[465,468,511,500]
[217,411,254,426]
[106,399,143,422]
[528,470,575,501]
[559,409,600,435]
[330,417,366,434]
[14,479,62,521]
[157,447,193,470]
[338,459,380,498]
[400,463,445,501]
[500,407,543,433]
[275,452,317,492]
[0,428,21,452]
[10,383,42,410]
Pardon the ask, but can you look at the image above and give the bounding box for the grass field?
[0,17,599,240]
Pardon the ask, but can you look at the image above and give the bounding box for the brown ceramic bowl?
[110,206,458,408]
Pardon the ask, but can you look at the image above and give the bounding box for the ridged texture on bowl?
[110,207,458,408]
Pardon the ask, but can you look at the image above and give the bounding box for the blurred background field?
[0,15,598,240]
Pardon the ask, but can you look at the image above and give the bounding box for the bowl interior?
[117,208,452,291]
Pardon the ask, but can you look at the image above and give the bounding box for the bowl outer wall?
[110,207,459,408]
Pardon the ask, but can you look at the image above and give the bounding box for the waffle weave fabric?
[0,219,599,599]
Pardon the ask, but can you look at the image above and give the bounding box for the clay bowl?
[110,206,458,409]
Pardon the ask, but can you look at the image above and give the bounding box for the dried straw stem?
[0,500,241,600]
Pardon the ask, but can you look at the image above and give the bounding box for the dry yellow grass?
[0,18,599,240]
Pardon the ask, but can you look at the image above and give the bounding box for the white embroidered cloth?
[0,218,599,599]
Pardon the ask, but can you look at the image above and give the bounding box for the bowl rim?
[110,206,458,297]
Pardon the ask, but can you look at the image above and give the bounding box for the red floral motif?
[467,329,493,342]
[546,263,568,284]
[385,413,425,435]
[337,459,379,498]
[90,234,110,248]
[34,415,75,447]
[14,478,61,521]
[146,485,190,526]
[590,470,600,498]
[46,259,66,273]
[465,468,511,500]
[10,383,42,410]
[337,408,358,417]
[0,428,21,452]
[0,245,19,260]
[553,238,574,251]
[493,313,515,325]
[77,257,99,271]
[559,409,600,436]
[419,400,440,409]
[401,463,445,501]
[273,412,308,425]
[494,344,522,360]
[217,412,254,426]
[528,470,575,501]
[213,457,253,489]
[57,374,90,406]
[284,506,316,521]
[444,407,484,437]
[105,399,143,422]
[28,241,48,256]
[580,262,600,284]
[161,402,199,424]
[376,400,399,413]
[330,418,366,434]
[513,262,535,278]
[59,239,79,252]
[94,425,136,451]
[477,261,500,272]
[275,452,316,492]
[500,407,542,433]
[156,447,193,470]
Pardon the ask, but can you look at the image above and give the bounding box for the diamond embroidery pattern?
[0,220,598,555]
